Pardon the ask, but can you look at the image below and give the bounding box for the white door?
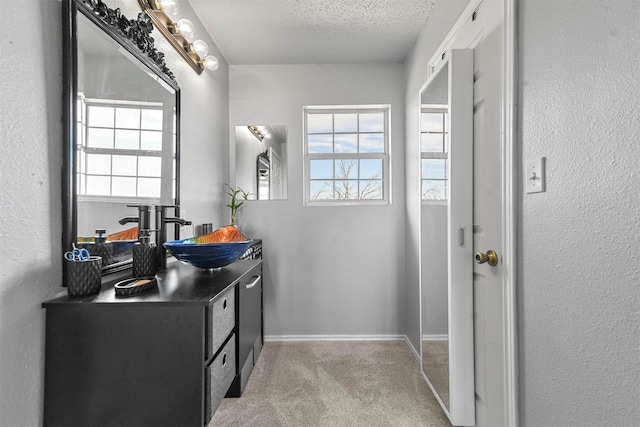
[428,1,517,425]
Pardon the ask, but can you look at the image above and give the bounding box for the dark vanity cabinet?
[229,241,264,397]
[43,259,261,427]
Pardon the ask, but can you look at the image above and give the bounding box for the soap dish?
[114,276,157,297]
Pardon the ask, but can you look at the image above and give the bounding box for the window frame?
[420,104,449,205]
[303,105,391,206]
[77,97,175,204]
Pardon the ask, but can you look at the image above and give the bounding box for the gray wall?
[518,0,640,425]
[421,205,448,335]
[229,64,407,338]
[0,1,229,425]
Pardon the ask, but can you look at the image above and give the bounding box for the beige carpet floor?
[422,340,450,409]
[209,341,450,427]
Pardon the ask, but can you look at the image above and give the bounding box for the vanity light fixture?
[137,0,220,74]
[248,126,272,142]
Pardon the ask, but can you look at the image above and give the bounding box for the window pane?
[310,180,333,200]
[115,108,140,129]
[422,180,446,200]
[334,180,359,199]
[138,177,161,198]
[334,134,357,153]
[360,180,383,199]
[112,177,137,197]
[334,113,357,132]
[359,133,384,153]
[422,159,447,179]
[87,128,113,148]
[87,106,114,127]
[360,159,383,179]
[86,154,111,175]
[335,159,358,179]
[421,133,444,153]
[115,129,139,149]
[141,109,163,130]
[308,134,333,153]
[141,131,163,151]
[138,156,162,177]
[359,113,384,132]
[112,155,137,176]
[310,159,333,179]
[307,114,333,133]
[421,112,444,133]
[86,175,111,196]
[304,107,389,203]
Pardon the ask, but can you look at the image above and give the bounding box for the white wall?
[518,0,640,425]
[403,0,470,352]
[0,1,229,425]
[229,64,407,338]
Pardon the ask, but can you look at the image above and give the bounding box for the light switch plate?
[526,157,546,193]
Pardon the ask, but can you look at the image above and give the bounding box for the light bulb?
[158,0,179,16]
[176,19,195,42]
[204,55,219,71]
[193,40,209,58]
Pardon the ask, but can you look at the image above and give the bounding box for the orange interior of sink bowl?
[186,226,250,244]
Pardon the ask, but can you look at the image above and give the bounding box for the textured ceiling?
[189,0,438,64]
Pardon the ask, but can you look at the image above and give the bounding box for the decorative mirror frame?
[62,0,181,284]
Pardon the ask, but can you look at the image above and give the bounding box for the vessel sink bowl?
[164,226,252,269]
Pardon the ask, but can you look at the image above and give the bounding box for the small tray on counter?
[114,276,157,297]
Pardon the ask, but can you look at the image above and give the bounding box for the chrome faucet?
[155,205,191,269]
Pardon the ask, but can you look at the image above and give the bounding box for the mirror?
[235,125,287,200]
[420,50,475,425]
[63,0,180,280]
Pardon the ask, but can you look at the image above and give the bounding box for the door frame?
[422,0,519,425]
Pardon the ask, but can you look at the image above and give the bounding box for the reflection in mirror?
[235,126,287,200]
[419,49,475,426]
[420,61,451,410]
[64,0,180,277]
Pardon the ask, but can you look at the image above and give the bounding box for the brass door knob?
[475,250,498,266]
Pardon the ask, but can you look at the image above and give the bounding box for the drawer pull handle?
[222,298,227,310]
[222,353,227,366]
[246,275,261,289]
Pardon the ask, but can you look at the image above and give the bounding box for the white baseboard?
[264,334,407,342]
[421,334,448,341]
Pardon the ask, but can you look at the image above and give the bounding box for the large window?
[304,106,390,204]
[77,98,174,201]
[421,106,448,201]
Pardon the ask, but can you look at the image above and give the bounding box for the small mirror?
[235,125,287,200]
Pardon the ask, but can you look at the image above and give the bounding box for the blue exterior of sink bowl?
[164,239,252,269]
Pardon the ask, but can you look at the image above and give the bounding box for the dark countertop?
[43,259,261,307]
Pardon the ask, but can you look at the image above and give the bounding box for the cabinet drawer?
[205,334,236,423]
[207,285,235,359]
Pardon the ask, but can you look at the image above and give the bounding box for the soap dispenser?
[92,228,114,267]
[132,229,158,277]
